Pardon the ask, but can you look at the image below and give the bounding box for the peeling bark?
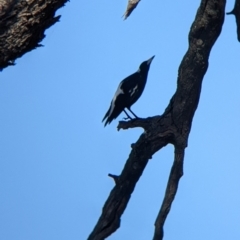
[0,0,68,69]
[88,0,226,239]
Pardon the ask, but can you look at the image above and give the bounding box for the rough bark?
[88,0,226,240]
[0,0,68,69]
[123,0,141,20]
[227,0,240,41]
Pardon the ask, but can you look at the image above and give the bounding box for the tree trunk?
[0,0,68,69]
[0,0,230,239]
[87,0,226,239]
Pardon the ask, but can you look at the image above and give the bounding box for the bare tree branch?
[88,0,226,239]
[0,0,68,69]
[0,0,227,239]
[153,147,185,240]
[123,0,141,20]
[227,0,240,41]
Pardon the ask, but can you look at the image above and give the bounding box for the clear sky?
[0,1,240,240]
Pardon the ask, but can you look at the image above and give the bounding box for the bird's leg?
[123,109,133,120]
[128,108,139,118]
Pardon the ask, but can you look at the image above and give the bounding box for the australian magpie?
[102,55,155,126]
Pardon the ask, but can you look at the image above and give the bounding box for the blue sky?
[0,1,240,239]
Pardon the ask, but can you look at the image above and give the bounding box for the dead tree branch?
[88,0,226,239]
[227,0,240,41]
[123,0,141,20]
[0,0,68,69]
[153,147,185,240]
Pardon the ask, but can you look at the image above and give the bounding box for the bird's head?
[138,55,155,73]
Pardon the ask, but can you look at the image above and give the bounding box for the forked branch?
[153,147,185,240]
[88,1,226,239]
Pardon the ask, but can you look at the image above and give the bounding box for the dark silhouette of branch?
[0,0,227,239]
[108,174,119,184]
[153,1,226,237]
[0,0,68,69]
[88,0,226,239]
[153,147,185,240]
[227,0,240,41]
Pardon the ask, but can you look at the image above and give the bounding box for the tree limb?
[88,0,226,239]
[123,0,141,20]
[226,0,240,41]
[153,147,185,240]
[0,0,68,69]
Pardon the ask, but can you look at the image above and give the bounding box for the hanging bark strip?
[88,0,226,239]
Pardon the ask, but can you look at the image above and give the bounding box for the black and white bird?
[102,55,155,126]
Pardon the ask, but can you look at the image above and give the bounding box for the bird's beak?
[147,55,155,65]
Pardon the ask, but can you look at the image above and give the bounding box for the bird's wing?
[120,73,139,93]
[102,73,141,126]
[120,72,140,103]
[109,83,124,116]
[102,82,125,126]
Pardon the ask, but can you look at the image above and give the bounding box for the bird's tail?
[102,107,111,127]
[103,102,123,126]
